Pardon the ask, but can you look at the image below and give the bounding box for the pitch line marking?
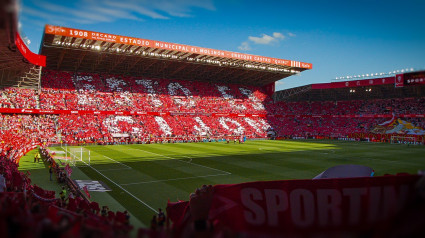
[180,155,231,175]
[128,147,231,175]
[100,155,133,169]
[120,173,229,186]
[359,157,419,165]
[63,147,157,213]
[97,167,133,172]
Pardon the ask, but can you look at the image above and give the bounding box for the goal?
[390,135,418,145]
[62,145,91,166]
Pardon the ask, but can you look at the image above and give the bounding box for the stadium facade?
[1,0,425,236]
[1,20,424,151]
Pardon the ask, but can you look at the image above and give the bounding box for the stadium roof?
[40,25,312,86]
[0,0,43,87]
[273,72,425,102]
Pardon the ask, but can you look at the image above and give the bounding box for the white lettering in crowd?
[240,185,410,228]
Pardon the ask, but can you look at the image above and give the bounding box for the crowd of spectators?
[0,69,423,145]
[267,116,385,138]
[0,87,38,109]
[267,97,425,115]
[0,69,424,237]
[0,114,57,161]
[0,147,133,237]
[0,69,424,145]
[36,69,270,114]
[53,114,270,144]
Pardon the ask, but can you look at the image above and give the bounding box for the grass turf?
[19,140,425,228]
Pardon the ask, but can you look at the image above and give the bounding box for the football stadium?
[1,0,425,237]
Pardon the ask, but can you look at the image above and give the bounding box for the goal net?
[61,145,91,166]
[390,136,417,145]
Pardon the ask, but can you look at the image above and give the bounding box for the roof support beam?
[108,55,128,73]
[56,50,66,70]
[74,50,88,71]
[125,56,145,73]
[91,53,106,72]
[168,63,189,78]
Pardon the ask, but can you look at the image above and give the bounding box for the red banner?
[395,74,404,88]
[45,25,312,69]
[312,77,395,89]
[263,82,275,97]
[404,71,425,86]
[15,32,46,67]
[168,174,422,236]
[65,164,72,177]
[83,186,91,199]
[2,108,425,119]
[268,114,425,118]
[0,108,271,118]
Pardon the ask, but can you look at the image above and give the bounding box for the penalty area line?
[120,173,230,186]
[128,147,231,175]
[97,167,133,172]
[101,155,133,169]
[63,148,157,213]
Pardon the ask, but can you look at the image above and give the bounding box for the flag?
[83,185,91,199]
[395,74,404,87]
[0,174,6,192]
[167,175,421,236]
[65,164,72,177]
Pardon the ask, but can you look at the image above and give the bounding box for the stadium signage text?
[15,32,46,67]
[74,180,112,192]
[167,175,421,234]
[240,185,408,227]
[3,108,425,119]
[312,76,398,89]
[45,25,312,69]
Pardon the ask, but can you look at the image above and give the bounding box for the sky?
[18,0,425,91]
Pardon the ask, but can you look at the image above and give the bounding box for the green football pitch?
[19,140,425,228]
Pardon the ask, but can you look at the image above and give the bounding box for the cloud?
[104,1,169,19]
[23,0,215,25]
[146,0,216,18]
[34,1,143,23]
[22,6,92,25]
[248,32,285,45]
[238,42,251,51]
[288,32,296,37]
[238,31,287,51]
[273,32,285,40]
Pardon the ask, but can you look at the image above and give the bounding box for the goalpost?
[390,135,418,145]
[61,144,91,166]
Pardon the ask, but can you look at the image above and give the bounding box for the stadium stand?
[1,0,424,236]
[0,149,133,237]
[0,70,424,145]
[38,69,270,114]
